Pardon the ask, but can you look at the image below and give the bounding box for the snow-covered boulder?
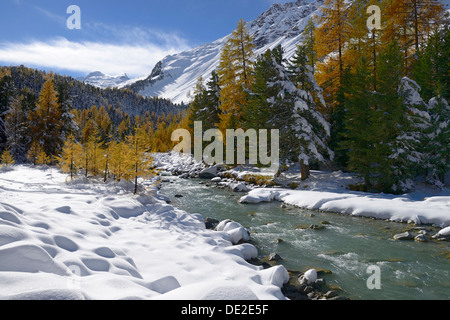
[432,226,450,240]
[216,219,250,244]
[260,265,290,288]
[303,269,318,284]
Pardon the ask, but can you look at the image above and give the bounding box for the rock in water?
[393,231,414,240]
[414,234,428,242]
[268,253,282,261]
[199,165,222,179]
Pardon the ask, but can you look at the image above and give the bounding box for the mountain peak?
[124,0,324,104]
[86,71,105,78]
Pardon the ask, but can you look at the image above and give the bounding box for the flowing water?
[160,177,450,300]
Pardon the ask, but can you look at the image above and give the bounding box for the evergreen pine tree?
[372,42,430,193]
[248,45,332,179]
[425,96,450,187]
[56,78,78,139]
[303,18,317,72]
[5,95,29,163]
[0,69,15,152]
[340,57,377,186]
[412,26,450,102]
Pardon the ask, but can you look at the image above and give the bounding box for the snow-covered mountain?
[125,0,324,104]
[77,71,130,89]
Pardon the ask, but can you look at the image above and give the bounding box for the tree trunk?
[300,159,310,181]
[134,161,138,195]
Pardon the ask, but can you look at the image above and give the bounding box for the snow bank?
[240,187,450,228]
[0,166,288,300]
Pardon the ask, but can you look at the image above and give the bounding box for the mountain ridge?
[81,0,324,104]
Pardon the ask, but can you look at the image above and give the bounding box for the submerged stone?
[393,231,414,240]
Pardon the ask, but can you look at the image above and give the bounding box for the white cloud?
[0,36,190,77]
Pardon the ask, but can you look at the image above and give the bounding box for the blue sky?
[0,0,448,79]
[0,0,293,78]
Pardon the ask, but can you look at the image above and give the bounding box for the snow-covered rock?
[303,269,318,284]
[216,219,250,244]
[432,226,450,240]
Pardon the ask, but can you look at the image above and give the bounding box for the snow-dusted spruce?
[4,95,29,163]
[246,45,333,181]
[388,76,431,192]
[425,96,450,188]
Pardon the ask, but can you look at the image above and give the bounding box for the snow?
[303,269,317,284]
[0,165,288,300]
[436,226,450,237]
[216,220,250,245]
[239,170,450,228]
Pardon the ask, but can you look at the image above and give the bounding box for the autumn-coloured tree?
[0,149,15,167]
[27,140,50,166]
[217,19,255,132]
[126,126,157,194]
[108,140,130,182]
[315,0,352,81]
[382,0,446,75]
[57,134,82,180]
[28,76,63,159]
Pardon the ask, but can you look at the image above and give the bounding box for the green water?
[160,177,450,300]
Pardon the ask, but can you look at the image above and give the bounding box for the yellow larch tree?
[381,0,446,76]
[314,0,352,110]
[217,19,255,132]
[57,134,82,180]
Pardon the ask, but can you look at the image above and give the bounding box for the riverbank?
[154,152,450,231]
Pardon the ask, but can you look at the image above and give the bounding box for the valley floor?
[0,152,448,300]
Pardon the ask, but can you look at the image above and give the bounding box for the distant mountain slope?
[125,0,324,104]
[4,65,184,119]
[77,71,130,89]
